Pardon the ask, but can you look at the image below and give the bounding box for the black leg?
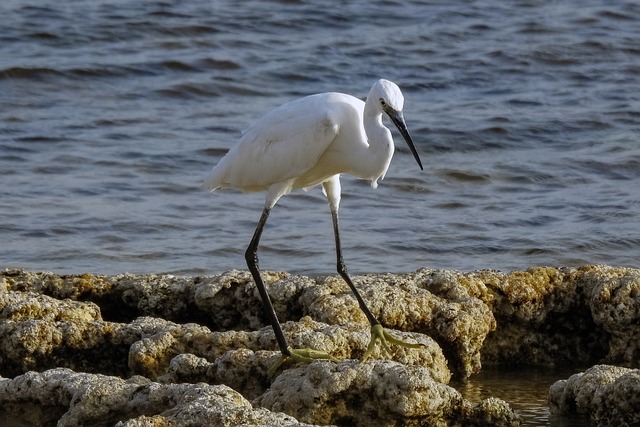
[330,208,379,327]
[245,207,291,357]
[330,207,422,362]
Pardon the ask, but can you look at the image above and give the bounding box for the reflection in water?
[451,366,592,427]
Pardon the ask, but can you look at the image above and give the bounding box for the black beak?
[387,109,423,170]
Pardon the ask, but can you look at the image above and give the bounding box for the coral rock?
[549,364,640,426]
[255,360,520,427]
[0,368,313,427]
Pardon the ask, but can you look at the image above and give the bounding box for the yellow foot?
[268,347,339,377]
[361,324,422,362]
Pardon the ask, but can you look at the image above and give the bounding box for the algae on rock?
[2,265,639,426]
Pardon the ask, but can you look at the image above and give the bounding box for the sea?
[2,1,636,424]
[1,0,639,278]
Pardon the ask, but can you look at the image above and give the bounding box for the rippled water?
[1,1,639,276]
[2,1,637,424]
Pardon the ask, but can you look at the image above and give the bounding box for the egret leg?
[245,207,338,376]
[330,208,422,362]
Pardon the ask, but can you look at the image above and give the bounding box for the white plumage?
[205,79,422,208]
[204,79,424,371]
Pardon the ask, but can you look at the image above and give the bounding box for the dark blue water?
[1,0,639,278]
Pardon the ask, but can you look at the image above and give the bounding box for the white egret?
[204,79,424,373]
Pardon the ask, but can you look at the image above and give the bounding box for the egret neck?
[361,96,394,189]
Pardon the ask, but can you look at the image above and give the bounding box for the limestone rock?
[0,268,498,379]
[0,318,130,377]
[466,396,524,427]
[117,273,200,322]
[580,265,640,365]
[302,271,495,377]
[130,316,450,392]
[549,364,640,426]
[0,368,314,427]
[158,352,211,384]
[194,270,310,329]
[4,266,639,426]
[208,349,275,401]
[128,320,213,379]
[0,291,102,322]
[0,269,114,300]
[467,267,612,367]
[255,360,521,427]
[0,269,207,324]
[276,317,450,382]
[190,269,496,378]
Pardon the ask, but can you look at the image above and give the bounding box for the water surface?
[2,0,639,277]
[453,367,592,426]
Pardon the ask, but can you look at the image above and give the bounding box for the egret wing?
[205,96,340,192]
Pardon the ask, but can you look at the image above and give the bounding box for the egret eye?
[379,98,387,107]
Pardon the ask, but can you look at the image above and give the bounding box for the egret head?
[373,79,405,113]
[371,79,423,170]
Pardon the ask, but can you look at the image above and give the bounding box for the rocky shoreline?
[0,265,638,426]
